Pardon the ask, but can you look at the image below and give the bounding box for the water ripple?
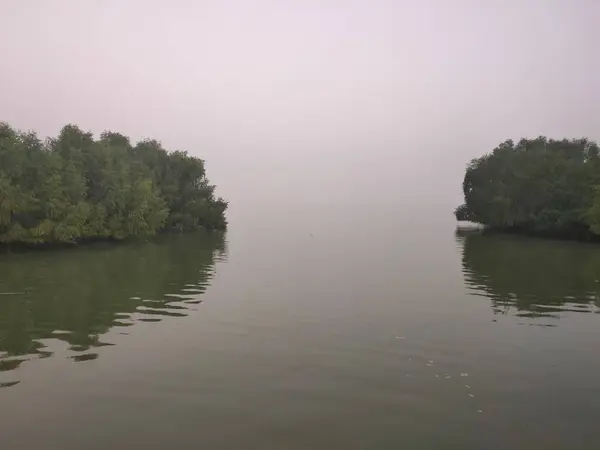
[456,228,600,323]
[0,232,228,385]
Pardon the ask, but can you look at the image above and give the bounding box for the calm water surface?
[1,205,599,449]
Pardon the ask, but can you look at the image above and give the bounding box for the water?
[1,205,599,449]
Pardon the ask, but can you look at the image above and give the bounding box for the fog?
[2,0,599,210]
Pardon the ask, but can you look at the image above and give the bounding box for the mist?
[2,0,599,210]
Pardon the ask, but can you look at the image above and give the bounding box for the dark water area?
[1,205,599,449]
[458,228,600,319]
[0,232,227,375]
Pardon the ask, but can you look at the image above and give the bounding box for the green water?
[1,206,599,449]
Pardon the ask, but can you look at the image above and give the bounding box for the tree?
[455,137,600,240]
[0,122,227,246]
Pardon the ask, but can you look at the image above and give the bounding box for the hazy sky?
[2,0,599,209]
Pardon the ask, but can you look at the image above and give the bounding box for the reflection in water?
[456,228,600,320]
[0,232,227,385]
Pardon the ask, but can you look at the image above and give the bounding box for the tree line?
[455,137,600,240]
[0,122,227,245]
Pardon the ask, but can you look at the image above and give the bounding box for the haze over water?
[2,1,600,449]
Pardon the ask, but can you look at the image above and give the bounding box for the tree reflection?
[0,232,227,379]
[456,227,600,319]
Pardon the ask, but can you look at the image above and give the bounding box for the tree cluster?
[455,137,600,239]
[0,122,227,245]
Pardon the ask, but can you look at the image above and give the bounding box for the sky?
[1,0,599,210]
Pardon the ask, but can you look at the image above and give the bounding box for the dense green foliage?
[455,137,600,239]
[0,123,227,245]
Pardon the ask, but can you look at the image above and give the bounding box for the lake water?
[1,205,599,449]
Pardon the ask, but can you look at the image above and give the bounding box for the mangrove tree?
[0,122,227,245]
[455,137,600,239]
